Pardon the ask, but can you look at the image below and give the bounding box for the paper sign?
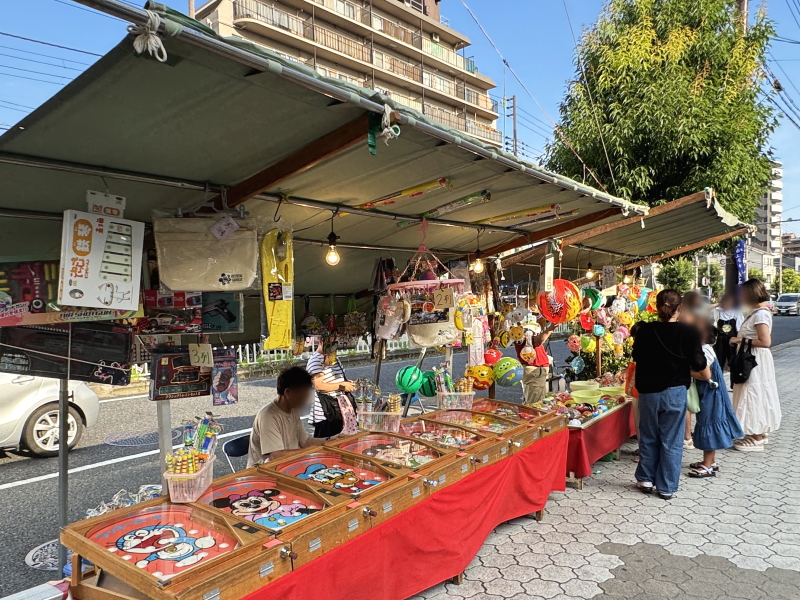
[542,253,555,292]
[433,288,455,309]
[86,191,126,218]
[209,216,240,241]
[58,210,144,311]
[267,283,283,301]
[212,347,238,405]
[189,343,213,367]
[282,284,294,301]
[602,266,617,290]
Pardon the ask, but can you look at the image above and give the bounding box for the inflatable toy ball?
[579,312,595,331]
[538,279,582,324]
[396,365,424,394]
[494,357,524,387]
[484,347,503,365]
[418,371,438,398]
[568,335,581,353]
[466,364,494,390]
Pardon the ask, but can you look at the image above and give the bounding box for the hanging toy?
[646,290,658,313]
[396,365,424,394]
[637,287,652,312]
[519,330,535,364]
[596,307,611,327]
[496,329,511,348]
[617,283,631,299]
[509,324,525,343]
[618,311,633,326]
[580,336,596,353]
[454,298,473,331]
[593,324,606,337]
[494,357,524,387]
[465,364,494,390]
[484,347,502,365]
[579,312,595,331]
[609,297,627,316]
[612,331,624,345]
[618,325,630,339]
[583,287,603,311]
[628,284,642,302]
[613,344,624,357]
[537,279,582,324]
[568,334,581,353]
[571,356,585,374]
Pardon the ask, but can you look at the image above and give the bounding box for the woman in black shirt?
[632,289,710,499]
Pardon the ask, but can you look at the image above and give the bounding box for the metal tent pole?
[157,401,172,491]
[57,323,72,576]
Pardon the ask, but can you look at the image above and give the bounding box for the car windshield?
[777,295,799,303]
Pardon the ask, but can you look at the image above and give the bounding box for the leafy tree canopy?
[546,0,776,222]
[781,269,800,293]
[657,258,696,292]
[749,267,765,280]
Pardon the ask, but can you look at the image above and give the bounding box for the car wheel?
[22,403,84,457]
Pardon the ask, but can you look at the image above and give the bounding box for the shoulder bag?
[729,339,758,384]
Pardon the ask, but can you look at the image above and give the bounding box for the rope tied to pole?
[128,9,181,63]
[378,104,401,146]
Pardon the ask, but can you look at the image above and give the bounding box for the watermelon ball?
[418,371,437,398]
[396,365,424,394]
[493,357,523,387]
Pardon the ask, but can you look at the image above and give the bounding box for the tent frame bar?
[71,0,644,215]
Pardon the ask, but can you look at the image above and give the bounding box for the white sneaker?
[636,481,654,494]
[683,439,695,450]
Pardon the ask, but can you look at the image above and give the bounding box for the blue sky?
[1,0,798,234]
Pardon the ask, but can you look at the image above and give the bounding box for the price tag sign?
[542,253,555,292]
[433,288,455,309]
[188,343,213,367]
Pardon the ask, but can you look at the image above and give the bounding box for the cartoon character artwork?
[431,410,516,434]
[85,505,238,580]
[97,282,132,307]
[338,435,442,469]
[199,476,323,531]
[472,399,540,422]
[399,420,483,449]
[273,452,387,495]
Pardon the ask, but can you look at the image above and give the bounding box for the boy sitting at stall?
[247,366,332,467]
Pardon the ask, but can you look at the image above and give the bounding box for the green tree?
[749,267,764,280]
[699,263,724,298]
[546,0,775,221]
[782,269,800,293]
[657,259,695,292]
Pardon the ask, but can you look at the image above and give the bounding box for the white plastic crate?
[436,391,475,410]
[164,456,215,503]
[358,411,402,433]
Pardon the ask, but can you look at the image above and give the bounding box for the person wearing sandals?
[632,290,710,499]
[688,321,744,478]
[730,279,781,452]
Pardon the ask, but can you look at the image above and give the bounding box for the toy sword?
[345,178,452,212]
[475,203,561,225]
[395,190,491,228]
[509,209,579,229]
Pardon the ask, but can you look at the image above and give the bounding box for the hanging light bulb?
[325,215,340,266]
[585,262,595,280]
[623,271,631,284]
[472,249,485,274]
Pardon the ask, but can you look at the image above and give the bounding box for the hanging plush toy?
[537,279,582,324]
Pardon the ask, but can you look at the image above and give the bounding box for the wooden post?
[595,335,602,378]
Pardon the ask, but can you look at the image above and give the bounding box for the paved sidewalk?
[413,340,800,600]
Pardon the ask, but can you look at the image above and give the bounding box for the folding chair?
[222,433,251,473]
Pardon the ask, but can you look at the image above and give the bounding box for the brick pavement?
[412,340,800,600]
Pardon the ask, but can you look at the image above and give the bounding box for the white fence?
[236,335,410,365]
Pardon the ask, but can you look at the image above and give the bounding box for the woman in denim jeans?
[631,290,710,499]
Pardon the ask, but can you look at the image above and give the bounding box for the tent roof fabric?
[0,1,746,292]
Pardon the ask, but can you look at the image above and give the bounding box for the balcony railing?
[465,119,503,144]
[374,49,423,83]
[420,37,477,73]
[312,24,371,62]
[233,0,308,37]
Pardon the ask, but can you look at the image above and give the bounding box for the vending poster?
[212,347,238,406]
[150,347,212,401]
[58,210,144,312]
[141,290,203,334]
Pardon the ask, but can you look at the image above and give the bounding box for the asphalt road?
[1,317,798,596]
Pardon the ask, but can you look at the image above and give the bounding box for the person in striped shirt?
[307,340,355,438]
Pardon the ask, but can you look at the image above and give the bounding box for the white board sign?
[602,265,617,290]
[58,210,144,311]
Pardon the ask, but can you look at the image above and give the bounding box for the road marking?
[99,394,149,403]
[0,427,255,491]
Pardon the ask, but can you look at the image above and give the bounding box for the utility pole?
[738,0,748,31]
[507,95,518,156]
[188,0,195,18]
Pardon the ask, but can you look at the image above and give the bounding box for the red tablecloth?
[242,429,568,600]
[566,402,635,478]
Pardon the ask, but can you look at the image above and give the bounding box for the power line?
[0,103,30,113]
[0,32,103,57]
[49,0,126,22]
[561,0,618,194]
[785,0,800,29]
[0,71,66,85]
[0,98,35,109]
[0,63,73,82]
[0,52,84,71]
[456,0,609,194]
[0,44,91,65]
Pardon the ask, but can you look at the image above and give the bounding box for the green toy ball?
[396,365,424,394]
[419,371,437,397]
[493,357,524,387]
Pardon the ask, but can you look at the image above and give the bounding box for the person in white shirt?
[711,292,744,371]
[307,340,355,438]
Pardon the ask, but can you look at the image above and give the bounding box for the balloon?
[396,365,424,393]
[593,324,606,337]
[419,371,437,397]
[617,283,631,299]
[580,336,596,353]
[629,284,641,301]
[496,330,511,348]
[568,335,581,353]
[483,348,502,365]
[609,298,627,316]
[618,326,630,339]
[494,357,523,387]
[646,290,658,313]
[509,324,525,342]
[596,307,611,327]
[613,331,624,345]
[618,311,634,326]
[613,344,624,357]
[580,312,595,330]
[603,333,614,349]
[583,288,603,310]
[466,364,494,390]
[571,356,585,374]
[636,287,652,312]
[538,279,582,324]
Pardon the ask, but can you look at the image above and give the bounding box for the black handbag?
[730,339,758,384]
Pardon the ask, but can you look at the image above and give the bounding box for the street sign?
[702,277,709,287]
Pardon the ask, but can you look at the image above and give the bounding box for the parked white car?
[0,374,100,457]
[775,293,800,316]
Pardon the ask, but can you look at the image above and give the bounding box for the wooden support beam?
[501,191,710,268]
[481,208,624,259]
[205,114,370,210]
[620,228,750,271]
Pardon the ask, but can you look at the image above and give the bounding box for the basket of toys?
[436,391,476,410]
[358,411,402,433]
[164,455,216,503]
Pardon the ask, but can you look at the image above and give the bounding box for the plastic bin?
[436,391,476,410]
[358,411,402,433]
[164,456,215,503]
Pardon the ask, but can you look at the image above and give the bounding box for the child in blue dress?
[688,321,744,478]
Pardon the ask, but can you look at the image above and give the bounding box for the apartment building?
[196,0,502,146]
[752,160,783,254]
